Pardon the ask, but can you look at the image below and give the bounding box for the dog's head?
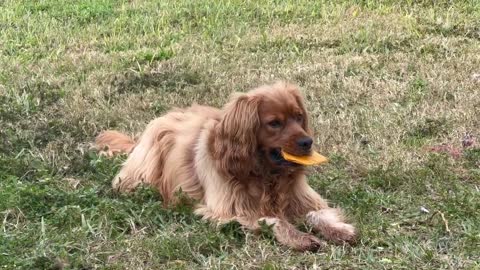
[213,81,313,177]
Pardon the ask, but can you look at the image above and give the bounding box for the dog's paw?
[325,223,357,244]
[294,233,326,252]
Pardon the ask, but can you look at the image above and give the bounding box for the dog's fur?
[96,81,356,251]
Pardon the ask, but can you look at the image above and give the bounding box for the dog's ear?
[288,85,311,135]
[213,93,261,178]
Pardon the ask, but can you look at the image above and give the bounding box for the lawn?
[1,0,479,269]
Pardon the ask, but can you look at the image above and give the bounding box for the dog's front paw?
[325,223,357,244]
[294,233,326,252]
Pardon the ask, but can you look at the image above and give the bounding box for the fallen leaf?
[427,144,462,159]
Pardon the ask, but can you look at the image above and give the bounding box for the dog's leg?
[305,208,356,244]
[236,216,326,252]
[195,206,325,252]
[286,176,357,244]
[113,120,176,196]
[112,142,154,192]
[258,217,326,251]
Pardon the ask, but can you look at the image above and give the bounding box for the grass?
[1,0,479,269]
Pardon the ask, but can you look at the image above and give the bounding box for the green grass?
[1,0,479,269]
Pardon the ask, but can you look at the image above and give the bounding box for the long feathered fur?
[95,81,356,251]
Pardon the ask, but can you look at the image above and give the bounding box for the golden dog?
[96,81,356,251]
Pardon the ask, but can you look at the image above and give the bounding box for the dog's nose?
[297,137,313,150]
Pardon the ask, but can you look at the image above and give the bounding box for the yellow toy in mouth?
[281,150,328,166]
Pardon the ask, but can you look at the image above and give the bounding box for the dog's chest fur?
[242,171,301,218]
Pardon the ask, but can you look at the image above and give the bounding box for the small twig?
[425,210,451,235]
[436,211,451,235]
[391,210,451,235]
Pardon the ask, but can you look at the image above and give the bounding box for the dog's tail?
[95,130,135,157]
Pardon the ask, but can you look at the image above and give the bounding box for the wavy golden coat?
[96,81,356,251]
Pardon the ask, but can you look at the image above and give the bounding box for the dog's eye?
[268,120,282,128]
